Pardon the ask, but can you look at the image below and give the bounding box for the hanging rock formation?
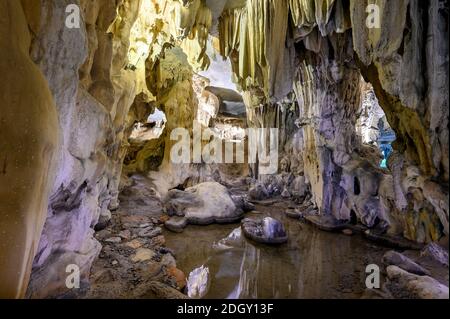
[217,0,449,243]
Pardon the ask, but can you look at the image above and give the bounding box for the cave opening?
[130,107,167,141]
[357,82,396,169]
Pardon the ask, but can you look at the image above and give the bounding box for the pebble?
[125,239,143,249]
[167,266,186,290]
[159,215,170,224]
[139,226,162,238]
[105,237,122,243]
[151,235,166,246]
[119,230,131,240]
[342,229,353,236]
[161,253,177,268]
[131,248,156,263]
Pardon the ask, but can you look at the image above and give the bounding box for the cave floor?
[84,175,448,299]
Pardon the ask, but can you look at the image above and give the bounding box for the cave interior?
[0,0,448,299]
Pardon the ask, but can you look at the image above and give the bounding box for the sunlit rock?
[187,265,210,299]
[164,182,244,225]
[214,227,244,250]
[242,217,288,245]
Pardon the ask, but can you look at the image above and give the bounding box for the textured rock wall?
[0,0,59,298]
[218,0,448,242]
[219,0,296,101]
[26,0,215,298]
[353,0,449,240]
[23,0,145,298]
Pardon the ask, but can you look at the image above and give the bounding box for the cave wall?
[353,0,449,240]
[25,0,213,298]
[217,0,448,242]
[0,0,59,298]
[23,0,145,298]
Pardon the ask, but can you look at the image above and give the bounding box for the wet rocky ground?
[85,175,187,299]
[84,174,449,299]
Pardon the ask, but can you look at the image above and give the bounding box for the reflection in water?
[164,208,387,299]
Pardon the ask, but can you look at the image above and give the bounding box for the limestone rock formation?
[164,182,244,226]
[0,0,58,298]
[241,217,288,245]
[215,0,448,246]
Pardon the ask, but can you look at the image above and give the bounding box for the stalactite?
[219,0,295,102]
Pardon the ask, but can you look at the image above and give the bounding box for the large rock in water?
[248,183,270,201]
[164,182,244,225]
[241,217,288,245]
[214,227,244,250]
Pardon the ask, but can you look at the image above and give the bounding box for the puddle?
[164,205,388,299]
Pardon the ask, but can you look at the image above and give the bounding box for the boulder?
[165,216,188,233]
[383,251,430,276]
[165,189,203,217]
[231,195,255,212]
[167,266,187,290]
[303,214,347,232]
[241,217,288,245]
[386,265,449,299]
[164,182,244,226]
[248,183,270,201]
